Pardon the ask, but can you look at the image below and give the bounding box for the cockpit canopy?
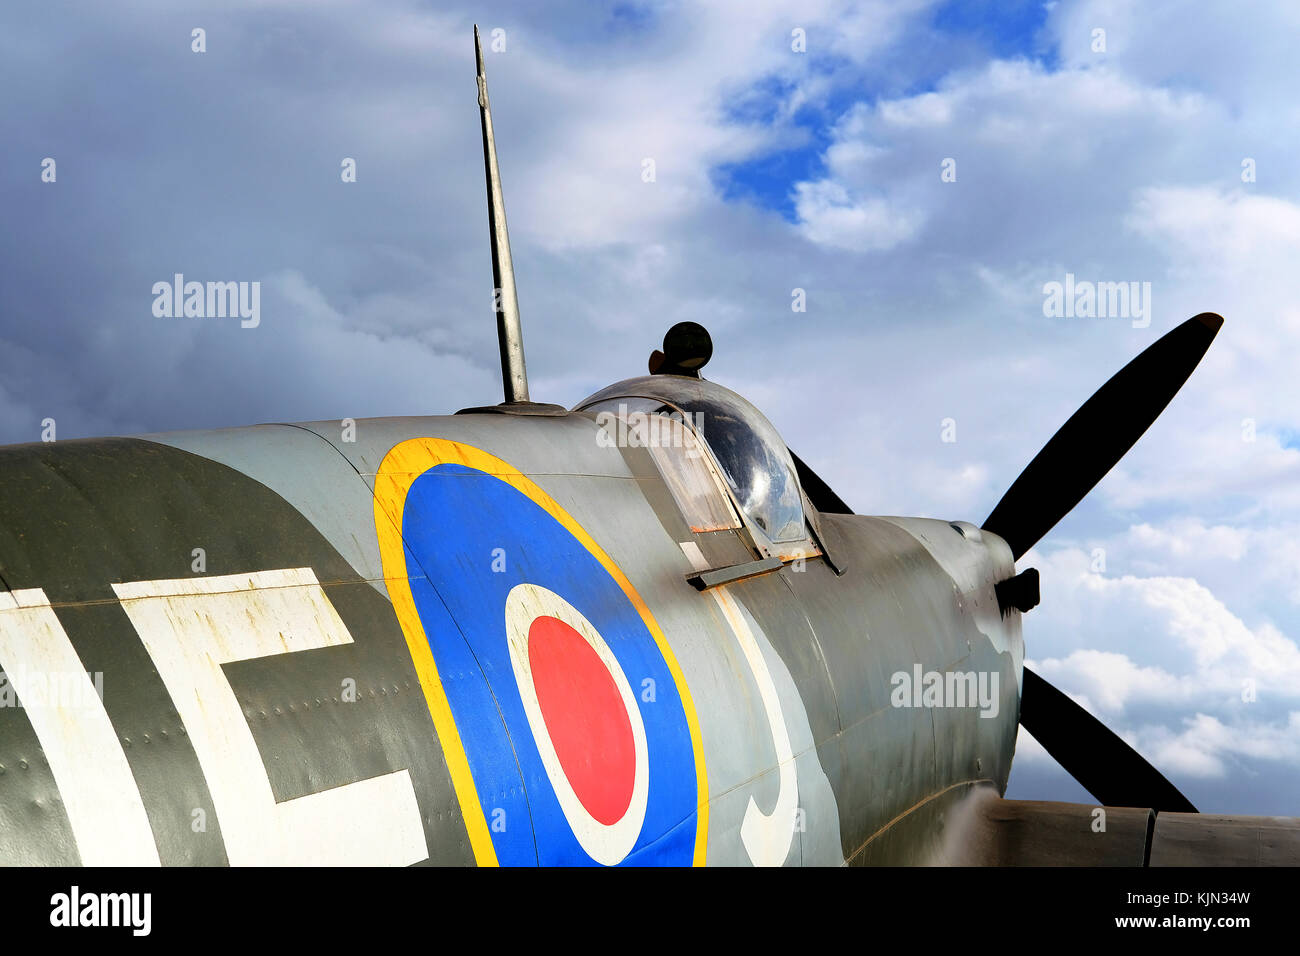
[576,376,807,544]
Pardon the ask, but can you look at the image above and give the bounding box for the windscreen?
[579,377,806,544]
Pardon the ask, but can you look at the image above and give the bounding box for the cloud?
[794,179,925,252]
[1033,648,1187,712]
[1147,712,1300,779]
[1127,519,1249,562]
[1015,542,1300,810]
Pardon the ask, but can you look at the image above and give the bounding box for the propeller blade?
[983,312,1223,560]
[1020,665,1197,812]
[790,449,854,514]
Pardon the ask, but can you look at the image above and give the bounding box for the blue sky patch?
[714,0,1057,220]
[932,0,1057,68]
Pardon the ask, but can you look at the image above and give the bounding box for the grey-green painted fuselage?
[0,403,1023,866]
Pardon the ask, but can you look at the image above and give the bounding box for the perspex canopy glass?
[577,375,807,544]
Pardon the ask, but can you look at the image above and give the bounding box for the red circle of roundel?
[527,615,636,825]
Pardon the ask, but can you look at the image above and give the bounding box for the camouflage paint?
[0,410,1019,865]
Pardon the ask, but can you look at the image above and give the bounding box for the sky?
[3,0,1299,816]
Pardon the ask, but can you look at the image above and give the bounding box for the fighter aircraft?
[0,28,1294,867]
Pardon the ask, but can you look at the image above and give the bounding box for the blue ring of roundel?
[400,462,699,866]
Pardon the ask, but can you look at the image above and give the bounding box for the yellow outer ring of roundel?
[373,436,710,867]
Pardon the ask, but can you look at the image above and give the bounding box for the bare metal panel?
[1151,812,1300,866]
[926,790,1152,866]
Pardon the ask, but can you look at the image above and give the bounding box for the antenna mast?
[475,25,529,404]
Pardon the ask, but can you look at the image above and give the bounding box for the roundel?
[372,437,709,867]
[504,584,649,865]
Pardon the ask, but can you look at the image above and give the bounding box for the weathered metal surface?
[0,414,1011,865]
[849,781,986,866]
[778,511,1018,860]
[1150,812,1300,866]
[0,400,1288,865]
[925,789,1153,866]
[0,437,473,865]
[474,24,529,405]
[149,423,390,595]
[292,414,631,483]
[686,556,782,591]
